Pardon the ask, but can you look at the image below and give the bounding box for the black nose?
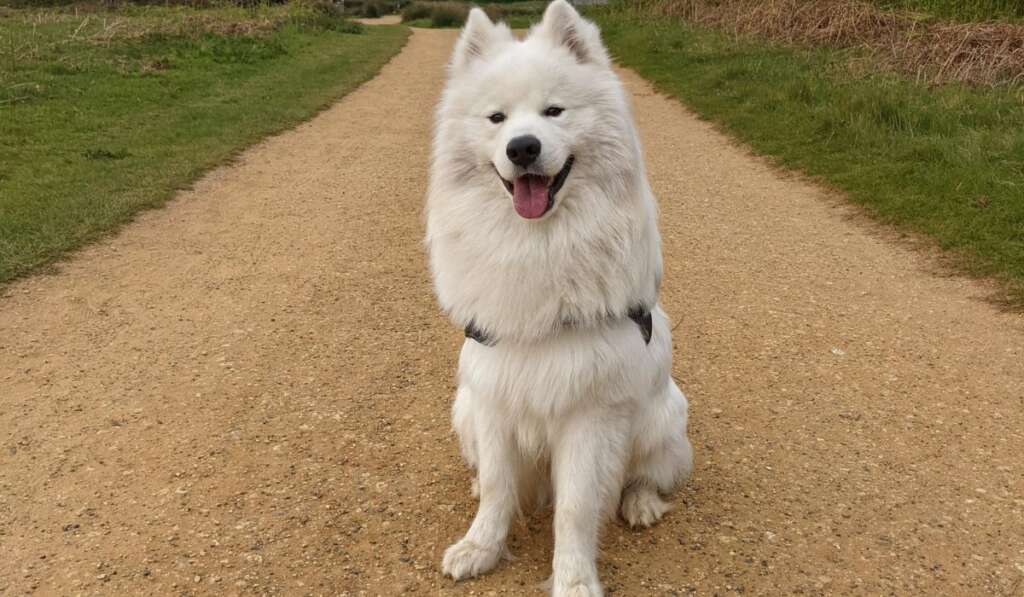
[506,135,541,168]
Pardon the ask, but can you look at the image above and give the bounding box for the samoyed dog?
[425,1,693,594]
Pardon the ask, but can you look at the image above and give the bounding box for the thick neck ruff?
[464,305,653,347]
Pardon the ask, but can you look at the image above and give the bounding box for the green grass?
[591,8,1024,304]
[0,4,408,284]
[874,0,1024,21]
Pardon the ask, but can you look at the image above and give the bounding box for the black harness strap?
[465,305,653,347]
[627,305,653,345]
[464,320,496,346]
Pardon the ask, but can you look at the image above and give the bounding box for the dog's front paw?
[552,577,603,597]
[620,484,671,528]
[441,538,504,580]
[551,558,603,597]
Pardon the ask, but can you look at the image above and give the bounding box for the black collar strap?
[465,305,653,347]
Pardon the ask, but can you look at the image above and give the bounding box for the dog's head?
[428,2,660,339]
[436,0,630,221]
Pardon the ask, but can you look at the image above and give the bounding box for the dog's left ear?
[535,0,610,68]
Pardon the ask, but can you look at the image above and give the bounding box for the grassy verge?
[591,8,1024,305]
[0,4,408,284]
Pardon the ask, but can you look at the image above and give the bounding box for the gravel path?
[2,28,1023,596]
[354,16,402,25]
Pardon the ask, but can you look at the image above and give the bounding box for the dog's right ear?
[450,8,512,74]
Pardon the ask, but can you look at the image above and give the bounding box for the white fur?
[426,2,693,594]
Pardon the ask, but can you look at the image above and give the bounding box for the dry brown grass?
[899,22,1024,85]
[629,0,1024,85]
[15,5,297,46]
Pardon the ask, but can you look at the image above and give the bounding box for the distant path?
[354,14,402,25]
[2,28,1022,595]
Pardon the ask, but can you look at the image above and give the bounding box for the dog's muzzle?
[494,155,575,219]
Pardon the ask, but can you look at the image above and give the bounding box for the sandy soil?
[2,28,1023,596]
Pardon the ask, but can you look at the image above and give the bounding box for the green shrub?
[330,18,366,33]
[430,2,468,27]
[362,1,381,17]
[493,2,546,16]
[297,9,365,33]
[306,0,345,17]
[400,0,538,28]
[402,2,433,22]
[340,0,364,16]
[484,4,507,21]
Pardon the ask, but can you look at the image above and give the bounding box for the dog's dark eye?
[488,112,506,124]
[544,106,564,117]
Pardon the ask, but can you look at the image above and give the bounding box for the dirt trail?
[2,28,1023,596]
[354,16,402,25]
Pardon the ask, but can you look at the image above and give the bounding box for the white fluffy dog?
[425,2,693,594]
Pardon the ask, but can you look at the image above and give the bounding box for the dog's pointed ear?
[535,0,610,68]
[450,8,512,74]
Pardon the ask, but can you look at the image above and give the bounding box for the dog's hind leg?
[442,392,522,580]
[620,482,670,529]
[621,381,693,528]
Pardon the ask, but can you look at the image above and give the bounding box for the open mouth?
[495,155,575,219]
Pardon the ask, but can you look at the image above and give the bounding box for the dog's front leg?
[550,412,628,597]
[442,407,519,580]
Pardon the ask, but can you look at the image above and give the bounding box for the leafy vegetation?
[401,0,544,28]
[340,0,409,19]
[0,3,408,283]
[591,8,1024,305]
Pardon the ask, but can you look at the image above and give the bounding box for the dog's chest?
[511,411,552,461]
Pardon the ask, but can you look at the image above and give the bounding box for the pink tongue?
[512,175,550,219]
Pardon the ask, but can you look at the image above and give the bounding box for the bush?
[305,0,346,17]
[401,1,433,22]
[430,2,468,26]
[339,0,363,15]
[402,1,530,28]
[484,4,506,20]
[295,1,365,33]
[497,2,546,16]
[301,13,365,32]
[337,0,400,17]
[362,1,381,17]
[331,18,366,33]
